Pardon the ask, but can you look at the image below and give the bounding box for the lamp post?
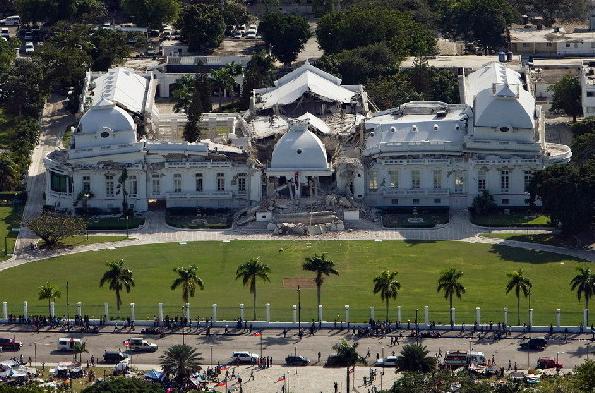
[210,345,213,365]
[66,281,69,326]
[297,285,301,331]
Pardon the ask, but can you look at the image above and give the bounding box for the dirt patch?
[282,277,315,288]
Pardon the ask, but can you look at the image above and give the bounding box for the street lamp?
[210,345,213,365]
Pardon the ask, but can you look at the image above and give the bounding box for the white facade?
[581,60,595,116]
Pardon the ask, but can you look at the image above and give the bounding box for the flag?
[275,376,286,383]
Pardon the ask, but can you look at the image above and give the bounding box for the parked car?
[57,338,83,352]
[374,356,398,367]
[124,338,158,352]
[245,30,257,39]
[0,338,22,351]
[231,351,258,364]
[0,28,9,39]
[22,30,32,41]
[103,351,129,364]
[285,355,309,366]
[232,30,242,39]
[536,357,562,369]
[0,16,20,26]
[520,337,547,351]
[24,42,34,53]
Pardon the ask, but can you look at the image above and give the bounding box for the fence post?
[265,303,270,323]
[158,303,164,325]
[528,308,533,327]
[345,305,350,324]
[2,302,6,320]
[50,302,55,318]
[23,301,28,320]
[475,307,480,325]
[292,305,297,323]
[451,307,456,325]
[130,303,135,322]
[503,307,508,326]
[369,306,375,321]
[104,303,109,322]
[397,306,401,324]
[424,306,429,327]
[76,302,82,318]
[240,304,244,321]
[212,304,217,322]
[318,305,323,322]
[556,309,560,328]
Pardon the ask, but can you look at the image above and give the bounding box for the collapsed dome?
[270,121,329,170]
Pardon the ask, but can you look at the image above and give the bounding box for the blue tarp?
[144,370,164,381]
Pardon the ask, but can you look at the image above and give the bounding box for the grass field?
[0,205,23,259]
[0,241,588,326]
[471,213,551,227]
[481,233,571,248]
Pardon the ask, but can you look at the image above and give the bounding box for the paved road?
[1,327,593,371]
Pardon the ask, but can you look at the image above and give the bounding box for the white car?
[374,356,398,367]
[0,28,9,39]
[25,42,34,53]
[231,351,258,364]
[0,16,20,26]
[245,30,257,39]
[124,338,158,352]
[232,30,242,39]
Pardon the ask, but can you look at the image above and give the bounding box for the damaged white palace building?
[44,62,571,214]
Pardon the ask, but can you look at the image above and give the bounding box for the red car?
[0,337,22,351]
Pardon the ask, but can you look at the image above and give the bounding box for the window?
[412,198,419,205]
[238,173,247,194]
[129,176,137,197]
[434,198,441,204]
[195,173,203,192]
[523,170,533,192]
[391,199,398,205]
[82,176,91,193]
[388,170,399,188]
[500,170,509,192]
[455,175,464,193]
[502,198,510,205]
[368,171,378,191]
[411,170,420,189]
[173,173,182,193]
[477,170,487,192]
[524,198,530,205]
[50,172,69,193]
[587,91,595,97]
[433,170,442,190]
[217,173,225,191]
[152,174,160,195]
[105,175,114,197]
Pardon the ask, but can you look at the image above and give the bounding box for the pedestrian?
[491,354,495,364]
[317,352,321,363]
[250,370,254,381]
[514,361,517,371]
[366,347,370,358]
[334,381,338,393]
[508,359,511,370]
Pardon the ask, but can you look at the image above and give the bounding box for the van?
[57,338,83,351]
[443,350,486,368]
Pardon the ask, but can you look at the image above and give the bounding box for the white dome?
[270,121,328,170]
[79,98,136,134]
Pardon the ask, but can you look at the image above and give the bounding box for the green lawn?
[0,205,23,259]
[481,233,573,248]
[0,240,588,325]
[471,213,551,227]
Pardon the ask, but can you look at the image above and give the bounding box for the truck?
[123,338,158,353]
[442,351,486,368]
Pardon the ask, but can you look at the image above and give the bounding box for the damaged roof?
[90,67,149,114]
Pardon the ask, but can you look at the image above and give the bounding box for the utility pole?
[297,285,301,332]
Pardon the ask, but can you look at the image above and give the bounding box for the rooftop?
[510,25,595,42]
[88,67,149,114]
[401,56,522,71]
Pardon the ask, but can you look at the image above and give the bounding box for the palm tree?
[171,265,205,304]
[436,268,466,325]
[396,344,436,372]
[302,253,339,317]
[160,344,202,388]
[505,269,532,326]
[570,266,595,324]
[373,270,401,322]
[235,257,271,320]
[38,282,61,316]
[99,259,135,313]
[73,341,87,363]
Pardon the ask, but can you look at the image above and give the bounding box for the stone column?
[475,307,480,325]
[584,309,589,327]
[2,302,7,320]
[345,305,350,324]
[503,307,508,326]
[185,303,190,321]
[424,306,429,327]
[158,303,164,324]
[76,302,82,317]
[556,309,561,328]
[130,303,135,322]
[50,302,55,318]
[370,306,375,321]
[318,305,323,322]
[240,304,245,321]
[104,303,109,321]
[23,301,28,320]
[451,307,456,325]
[292,305,297,323]
[397,306,401,324]
[528,309,533,327]
[265,303,270,323]
[212,304,217,322]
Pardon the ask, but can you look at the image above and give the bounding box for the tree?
[316,7,436,56]
[0,59,48,118]
[0,154,19,191]
[222,0,248,27]
[235,257,271,320]
[570,116,595,137]
[0,38,18,75]
[172,75,196,114]
[259,12,311,65]
[367,73,423,110]
[505,269,533,326]
[240,50,275,109]
[99,259,135,312]
[570,266,594,324]
[396,344,436,372]
[210,62,242,109]
[182,73,212,142]
[330,339,362,390]
[436,268,465,324]
[17,0,106,25]
[472,190,497,215]
[177,3,225,52]
[89,29,131,71]
[572,132,595,164]
[38,282,61,316]
[26,212,86,247]
[373,270,401,322]
[81,377,164,393]
[549,75,582,122]
[73,341,88,362]
[160,344,202,388]
[121,0,180,29]
[302,253,339,316]
[171,265,205,304]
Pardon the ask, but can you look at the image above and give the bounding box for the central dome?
[78,98,136,134]
[270,121,329,170]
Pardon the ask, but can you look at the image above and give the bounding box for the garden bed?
[382,208,449,228]
[166,208,233,229]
